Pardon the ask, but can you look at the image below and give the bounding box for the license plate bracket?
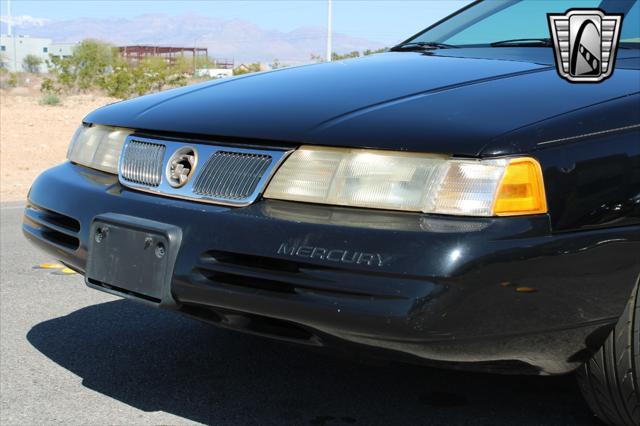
[85,213,182,308]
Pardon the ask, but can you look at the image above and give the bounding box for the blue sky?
[1,0,470,44]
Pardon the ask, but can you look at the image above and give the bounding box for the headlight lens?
[67,125,133,174]
[264,146,547,217]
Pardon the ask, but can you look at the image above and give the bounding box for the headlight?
[67,125,133,174]
[264,146,547,217]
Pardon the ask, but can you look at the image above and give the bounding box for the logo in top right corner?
[548,9,623,83]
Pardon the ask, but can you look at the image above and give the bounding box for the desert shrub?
[47,39,119,93]
[23,54,43,73]
[0,71,17,89]
[99,60,134,98]
[39,93,61,106]
[8,72,17,88]
[311,48,387,63]
[363,48,387,56]
[100,57,188,99]
[332,51,361,61]
[130,56,188,95]
[45,38,190,99]
[233,62,261,76]
[100,57,187,99]
[40,77,61,94]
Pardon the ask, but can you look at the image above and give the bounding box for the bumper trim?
[23,162,640,375]
[23,203,81,252]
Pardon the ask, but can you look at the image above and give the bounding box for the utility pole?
[7,0,18,72]
[326,0,332,62]
[7,0,12,36]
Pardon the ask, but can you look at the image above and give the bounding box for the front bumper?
[23,162,640,374]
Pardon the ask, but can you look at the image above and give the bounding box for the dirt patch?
[0,92,118,202]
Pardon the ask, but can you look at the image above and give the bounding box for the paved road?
[1,201,599,425]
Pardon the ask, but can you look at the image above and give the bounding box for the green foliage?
[40,77,62,94]
[363,48,387,56]
[312,48,387,63]
[100,56,188,99]
[8,72,17,88]
[47,39,119,92]
[23,54,43,73]
[39,93,61,106]
[98,59,134,98]
[172,55,195,75]
[193,56,212,70]
[131,56,188,95]
[0,71,17,89]
[45,39,189,99]
[233,63,261,76]
[332,51,361,61]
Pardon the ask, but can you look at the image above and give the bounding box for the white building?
[0,35,75,73]
[48,42,75,61]
[195,68,234,79]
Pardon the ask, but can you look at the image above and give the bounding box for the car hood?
[85,49,640,156]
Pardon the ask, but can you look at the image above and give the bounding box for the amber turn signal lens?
[493,158,547,216]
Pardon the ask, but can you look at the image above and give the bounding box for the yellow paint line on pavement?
[52,268,78,275]
[35,263,65,270]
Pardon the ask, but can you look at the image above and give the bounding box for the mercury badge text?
[277,243,390,267]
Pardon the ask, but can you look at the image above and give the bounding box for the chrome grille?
[193,151,272,200]
[120,140,165,187]
[117,136,290,206]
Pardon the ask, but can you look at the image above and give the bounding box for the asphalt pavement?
[0,201,600,425]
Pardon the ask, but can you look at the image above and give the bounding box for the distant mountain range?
[0,13,386,64]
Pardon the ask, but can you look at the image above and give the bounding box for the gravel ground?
[0,92,117,202]
[1,201,600,425]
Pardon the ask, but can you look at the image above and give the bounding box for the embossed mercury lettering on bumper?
[277,243,390,267]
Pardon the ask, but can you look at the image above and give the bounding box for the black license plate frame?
[85,213,182,307]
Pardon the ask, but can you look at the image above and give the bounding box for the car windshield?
[405,0,639,48]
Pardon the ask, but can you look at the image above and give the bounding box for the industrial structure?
[119,45,209,65]
[119,45,234,76]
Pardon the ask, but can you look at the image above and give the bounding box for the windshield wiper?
[490,38,553,47]
[390,41,459,52]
